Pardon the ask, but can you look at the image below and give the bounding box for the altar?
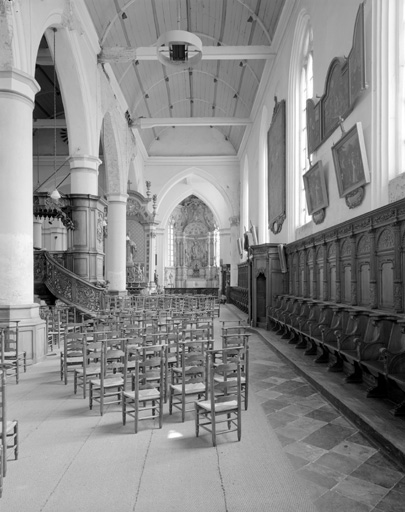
[164,195,219,291]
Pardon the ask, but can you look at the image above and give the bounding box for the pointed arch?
[157,167,234,229]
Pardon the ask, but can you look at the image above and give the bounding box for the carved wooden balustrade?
[34,250,107,316]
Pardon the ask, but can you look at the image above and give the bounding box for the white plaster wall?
[240,0,373,245]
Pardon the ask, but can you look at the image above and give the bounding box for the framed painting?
[303,161,328,215]
[268,99,286,234]
[332,122,370,197]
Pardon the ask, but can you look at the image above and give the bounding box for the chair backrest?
[2,322,19,353]
[100,337,126,382]
[208,353,241,409]
[125,344,165,394]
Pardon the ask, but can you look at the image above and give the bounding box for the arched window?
[298,31,313,226]
[287,12,313,232]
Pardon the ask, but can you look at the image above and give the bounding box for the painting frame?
[303,160,328,215]
[268,99,286,234]
[332,121,370,198]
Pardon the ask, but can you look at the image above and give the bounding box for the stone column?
[147,227,157,289]
[70,156,100,195]
[0,69,46,362]
[33,218,43,249]
[105,193,128,294]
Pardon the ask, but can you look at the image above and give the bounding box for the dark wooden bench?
[266,294,405,416]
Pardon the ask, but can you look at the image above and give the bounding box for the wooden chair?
[169,340,209,422]
[73,335,103,399]
[62,330,86,385]
[195,350,242,446]
[0,322,26,384]
[89,337,125,415]
[221,333,250,410]
[0,367,18,477]
[122,344,165,433]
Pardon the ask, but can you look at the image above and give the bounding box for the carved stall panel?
[357,233,370,307]
[377,228,394,310]
[327,243,337,301]
[256,272,267,323]
[341,239,352,303]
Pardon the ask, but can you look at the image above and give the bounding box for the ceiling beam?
[132,117,252,129]
[98,45,275,64]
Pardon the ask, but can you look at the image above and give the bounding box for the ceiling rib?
[152,98,230,119]
[131,69,251,115]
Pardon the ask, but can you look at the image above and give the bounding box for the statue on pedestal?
[126,233,137,263]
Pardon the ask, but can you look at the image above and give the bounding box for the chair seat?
[90,376,123,387]
[196,399,238,412]
[75,366,101,376]
[0,420,18,434]
[123,388,160,400]
[170,382,205,394]
[214,375,246,384]
[65,356,83,363]
[3,351,25,358]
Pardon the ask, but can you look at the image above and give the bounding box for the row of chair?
[268,294,405,416]
[57,312,250,445]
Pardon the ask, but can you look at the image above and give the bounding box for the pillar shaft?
[105,194,128,293]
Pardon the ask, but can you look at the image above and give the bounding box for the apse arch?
[157,167,234,229]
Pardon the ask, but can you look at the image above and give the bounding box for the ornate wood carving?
[306,2,365,154]
[34,250,106,314]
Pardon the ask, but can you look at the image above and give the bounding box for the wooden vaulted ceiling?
[33,1,286,158]
[85,0,285,157]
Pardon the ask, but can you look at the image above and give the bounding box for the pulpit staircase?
[34,250,107,318]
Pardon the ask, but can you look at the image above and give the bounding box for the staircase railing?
[34,250,107,316]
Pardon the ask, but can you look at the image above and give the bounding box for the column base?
[0,303,47,364]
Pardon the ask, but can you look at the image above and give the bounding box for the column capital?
[106,193,128,204]
[69,155,102,171]
[0,68,40,106]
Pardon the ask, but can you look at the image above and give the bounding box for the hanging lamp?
[50,28,61,201]
[156,0,202,69]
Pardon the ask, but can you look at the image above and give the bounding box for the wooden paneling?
[286,198,405,315]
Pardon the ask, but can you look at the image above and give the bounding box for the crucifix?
[127,179,133,190]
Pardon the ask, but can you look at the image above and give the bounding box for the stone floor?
[239,304,405,512]
[2,303,405,511]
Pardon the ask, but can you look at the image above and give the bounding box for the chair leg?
[195,405,199,437]
[14,423,18,459]
[212,414,216,447]
[89,384,93,410]
[122,396,127,425]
